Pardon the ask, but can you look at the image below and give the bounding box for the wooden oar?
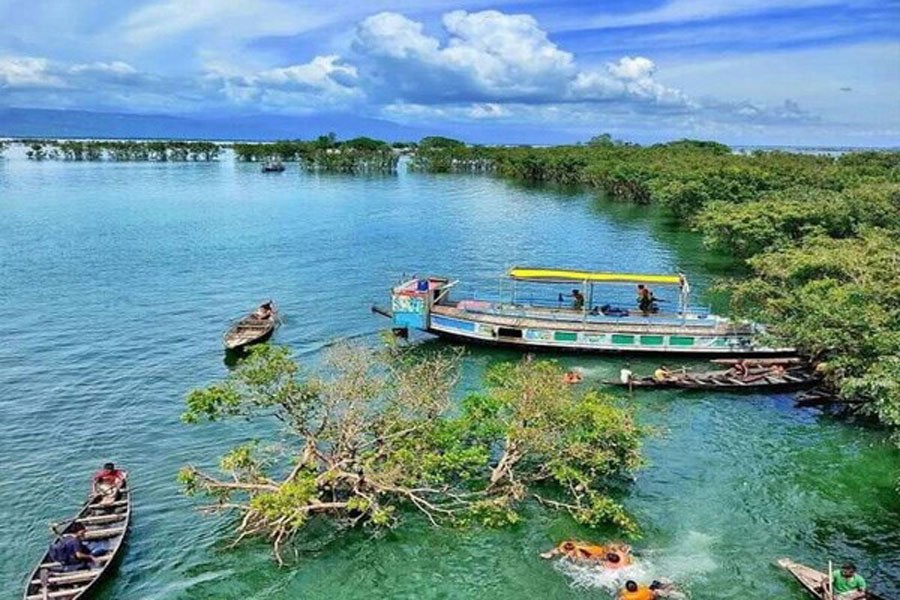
[826,560,834,600]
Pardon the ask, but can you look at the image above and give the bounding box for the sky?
[0,0,898,145]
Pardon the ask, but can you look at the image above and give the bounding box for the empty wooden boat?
[223,301,277,351]
[777,558,887,600]
[23,476,131,600]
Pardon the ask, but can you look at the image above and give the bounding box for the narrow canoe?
[223,302,277,351]
[23,478,131,600]
[605,369,818,393]
[777,558,888,600]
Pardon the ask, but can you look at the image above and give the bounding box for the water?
[1,153,897,599]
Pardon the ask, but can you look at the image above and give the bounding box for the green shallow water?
[0,152,897,599]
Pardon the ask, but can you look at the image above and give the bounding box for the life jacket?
[619,586,654,600]
[559,541,606,560]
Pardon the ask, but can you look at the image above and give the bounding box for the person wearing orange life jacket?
[619,580,654,600]
[540,540,607,562]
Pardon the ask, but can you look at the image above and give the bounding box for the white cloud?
[118,0,327,46]
[0,56,64,88]
[353,10,688,108]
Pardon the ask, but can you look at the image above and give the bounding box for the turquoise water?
[1,153,897,599]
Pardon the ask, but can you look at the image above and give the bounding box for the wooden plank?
[76,513,126,525]
[40,556,111,569]
[88,499,127,509]
[26,586,89,600]
[31,569,103,586]
[83,526,125,540]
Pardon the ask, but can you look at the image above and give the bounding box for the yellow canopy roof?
[507,267,683,285]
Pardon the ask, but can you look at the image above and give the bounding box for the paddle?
[826,560,834,600]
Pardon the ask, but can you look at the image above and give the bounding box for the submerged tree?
[180,344,642,562]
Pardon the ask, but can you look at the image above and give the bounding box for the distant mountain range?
[0,107,582,145]
[0,108,443,142]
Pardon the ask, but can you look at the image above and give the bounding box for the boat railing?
[452,291,714,326]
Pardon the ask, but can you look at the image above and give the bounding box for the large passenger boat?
[376,267,794,357]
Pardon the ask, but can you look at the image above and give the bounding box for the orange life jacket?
[619,586,654,600]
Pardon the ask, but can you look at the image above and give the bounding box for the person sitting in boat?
[252,302,273,320]
[653,365,673,382]
[48,523,97,572]
[825,563,867,599]
[769,364,787,377]
[92,462,126,502]
[620,364,634,388]
[729,359,750,379]
[571,289,585,310]
[540,540,607,562]
[636,285,656,315]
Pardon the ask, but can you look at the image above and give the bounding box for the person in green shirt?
[830,563,867,599]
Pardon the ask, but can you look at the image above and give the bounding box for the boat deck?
[432,303,750,336]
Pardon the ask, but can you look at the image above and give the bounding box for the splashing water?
[554,532,717,598]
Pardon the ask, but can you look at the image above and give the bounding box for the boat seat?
[40,555,111,569]
[83,526,125,540]
[26,586,89,600]
[88,499,127,509]
[77,513,126,525]
[31,568,104,586]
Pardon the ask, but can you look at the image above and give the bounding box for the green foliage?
[19,139,221,161]
[181,345,643,561]
[232,134,398,173]
[731,229,900,429]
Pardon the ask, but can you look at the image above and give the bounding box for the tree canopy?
[180,344,643,562]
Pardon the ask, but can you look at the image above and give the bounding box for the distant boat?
[23,473,131,600]
[223,301,277,351]
[261,161,285,172]
[374,267,795,357]
[777,558,887,600]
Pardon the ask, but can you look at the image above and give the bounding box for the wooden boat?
[261,161,285,172]
[377,268,795,357]
[23,476,131,600]
[223,302,277,351]
[777,558,888,600]
[604,367,818,393]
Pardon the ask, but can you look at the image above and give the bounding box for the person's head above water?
[625,581,638,591]
[606,552,621,563]
[102,462,115,471]
[561,541,575,551]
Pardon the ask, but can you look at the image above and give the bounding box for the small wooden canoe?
[23,477,131,600]
[605,368,819,393]
[223,302,277,351]
[777,558,887,600]
[261,162,285,172]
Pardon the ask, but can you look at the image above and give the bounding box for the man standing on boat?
[571,289,585,310]
[637,284,656,315]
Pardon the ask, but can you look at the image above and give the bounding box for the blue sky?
[0,0,898,145]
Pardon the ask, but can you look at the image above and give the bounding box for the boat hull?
[427,328,795,357]
[24,480,131,600]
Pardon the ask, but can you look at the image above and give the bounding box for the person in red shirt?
[92,462,126,502]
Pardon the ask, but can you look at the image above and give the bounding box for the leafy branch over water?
[179,344,642,563]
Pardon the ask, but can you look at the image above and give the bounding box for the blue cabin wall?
[391,293,429,331]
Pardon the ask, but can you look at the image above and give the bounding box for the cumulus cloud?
[352,10,685,108]
[210,55,362,110]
